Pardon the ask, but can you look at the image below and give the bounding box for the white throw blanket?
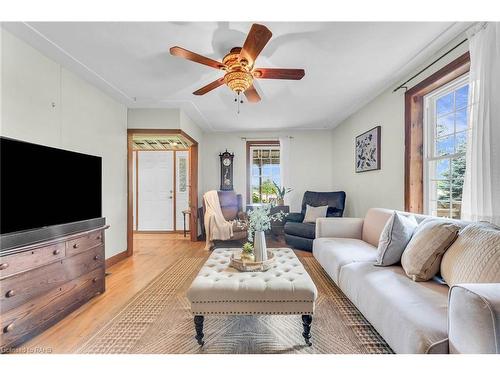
[203,190,233,250]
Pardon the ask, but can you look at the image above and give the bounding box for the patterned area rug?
[77,254,393,354]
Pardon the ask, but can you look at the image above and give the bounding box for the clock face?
[222,158,232,167]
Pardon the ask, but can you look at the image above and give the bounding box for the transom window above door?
[424,74,471,219]
[247,141,281,204]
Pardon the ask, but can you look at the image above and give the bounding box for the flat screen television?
[1,137,102,235]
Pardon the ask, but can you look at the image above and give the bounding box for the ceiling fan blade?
[170,46,224,70]
[253,68,305,80]
[244,85,261,103]
[240,24,272,66]
[193,77,225,95]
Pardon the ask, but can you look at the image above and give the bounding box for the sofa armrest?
[285,212,304,223]
[448,283,500,354]
[315,217,364,239]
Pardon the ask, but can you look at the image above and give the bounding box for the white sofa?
[312,208,500,354]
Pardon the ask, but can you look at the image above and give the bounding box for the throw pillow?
[441,222,500,286]
[375,212,418,266]
[303,205,328,223]
[401,218,461,281]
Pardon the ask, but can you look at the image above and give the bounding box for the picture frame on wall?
[355,126,381,173]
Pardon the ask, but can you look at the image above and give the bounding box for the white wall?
[127,108,179,129]
[330,37,469,218]
[1,29,128,258]
[201,130,335,212]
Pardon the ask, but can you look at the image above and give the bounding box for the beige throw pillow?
[441,222,500,286]
[401,218,461,281]
[303,205,328,223]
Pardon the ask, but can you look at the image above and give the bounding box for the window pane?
[436,180,450,201]
[435,135,454,156]
[451,202,462,219]
[455,85,469,109]
[455,107,468,132]
[455,131,467,153]
[434,158,450,180]
[436,92,453,116]
[452,178,464,202]
[436,113,454,137]
[437,200,451,218]
[451,155,466,178]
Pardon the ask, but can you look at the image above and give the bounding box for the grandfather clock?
[219,150,234,191]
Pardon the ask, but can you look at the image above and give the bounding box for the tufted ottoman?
[187,248,318,346]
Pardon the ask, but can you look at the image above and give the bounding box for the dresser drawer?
[0,242,65,279]
[0,267,105,349]
[0,245,104,314]
[66,231,103,256]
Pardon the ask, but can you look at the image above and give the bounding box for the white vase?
[253,231,267,262]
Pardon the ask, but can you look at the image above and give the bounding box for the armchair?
[284,191,346,251]
[202,191,248,246]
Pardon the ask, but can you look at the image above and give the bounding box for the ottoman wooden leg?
[194,315,205,346]
[302,314,312,346]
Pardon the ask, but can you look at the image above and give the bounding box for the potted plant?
[247,206,287,261]
[272,182,293,206]
[241,242,255,262]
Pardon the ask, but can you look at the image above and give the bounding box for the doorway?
[127,129,198,257]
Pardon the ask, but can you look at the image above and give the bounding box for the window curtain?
[461,22,500,225]
[279,136,291,205]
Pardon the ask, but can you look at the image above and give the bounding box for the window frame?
[246,140,280,204]
[423,74,469,218]
[404,52,470,213]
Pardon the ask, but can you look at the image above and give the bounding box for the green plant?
[247,205,287,242]
[242,242,254,254]
[272,181,293,200]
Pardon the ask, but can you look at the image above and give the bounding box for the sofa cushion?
[284,221,316,239]
[376,212,418,266]
[441,222,500,286]
[338,262,449,353]
[401,218,461,281]
[362,208,394,247]
[313,238,377,283]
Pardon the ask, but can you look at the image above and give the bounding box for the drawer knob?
[92,277,98,283]
[53,249,61,255]
[96,235,102,240]
[94,255,100,261]
[6,290,15,298]
[4,323,14,333]
[0,263,8,270]
[73,243,79,249]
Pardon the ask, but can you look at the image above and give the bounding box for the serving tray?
[230,250,275,272]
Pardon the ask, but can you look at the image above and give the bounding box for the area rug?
[77,253,393,354]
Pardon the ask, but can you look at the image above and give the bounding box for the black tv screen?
[1,137,102,235]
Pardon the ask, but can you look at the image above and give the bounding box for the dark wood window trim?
[405,52,470,213]
[246,140,280,204]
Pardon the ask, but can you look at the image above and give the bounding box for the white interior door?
[138,151,174,231]
[175,151,190,231]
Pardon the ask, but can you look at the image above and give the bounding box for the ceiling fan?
[170,23,305,103]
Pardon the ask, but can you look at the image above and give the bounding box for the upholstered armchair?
[284,191,346,251]
[202,191,248,243]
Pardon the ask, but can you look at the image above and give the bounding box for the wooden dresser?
[0,226,108,351]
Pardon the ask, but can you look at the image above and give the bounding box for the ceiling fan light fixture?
[224,71,253,93]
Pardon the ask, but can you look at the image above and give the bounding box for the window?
[246,141,280,204]
[424,74,470,218]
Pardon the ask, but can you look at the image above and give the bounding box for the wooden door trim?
[127,129,199,258]
[404,52,470,213]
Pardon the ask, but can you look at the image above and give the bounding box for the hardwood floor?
[16,233,309,354]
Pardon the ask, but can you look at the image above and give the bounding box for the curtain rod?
[392,38,468,92]
[240,136,294,141]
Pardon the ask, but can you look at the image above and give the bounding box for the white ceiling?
[3,22,470,132]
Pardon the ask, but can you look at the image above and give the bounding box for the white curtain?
[461,23,500,225]
[279,136,291,205]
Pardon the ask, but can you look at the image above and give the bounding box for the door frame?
[127,129,199,257]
